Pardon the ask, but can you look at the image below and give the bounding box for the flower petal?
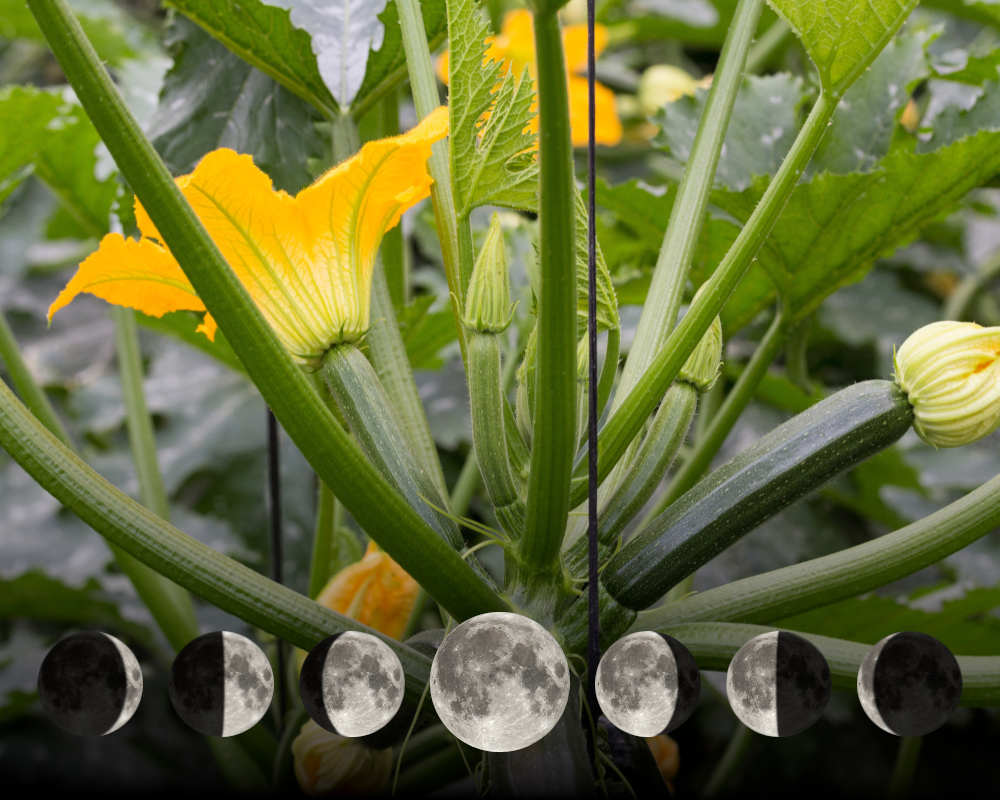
[568,77,623,146]
[563,23,609,75]
[315,541,420,639]
[295,106,448,344]
[47,233,216,335]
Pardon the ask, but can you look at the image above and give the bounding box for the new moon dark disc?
[857,631,962,736]
[37,631,142,736]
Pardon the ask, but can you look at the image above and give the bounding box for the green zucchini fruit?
[602,379,915,610]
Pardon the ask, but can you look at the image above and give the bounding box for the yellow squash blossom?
[437,8,623,147]
[48,107,449,366]
[314,540,421,640]
[293,541,420,795]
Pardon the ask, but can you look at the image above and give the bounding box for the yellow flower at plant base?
[293,719,394,796]
[646,734,680,791]
[436,8,623,147]
[894,320,1000,447]
[47,107,449,366]
[291,542,420,795]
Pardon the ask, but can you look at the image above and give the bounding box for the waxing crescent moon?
[299,631,405,737]
[37,631,143,736]
[168,631,273,737]
[857,631,962,736]
[595,631,700,736]
[429,612,570,752]
[726,630,830,737]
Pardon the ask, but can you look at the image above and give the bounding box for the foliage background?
[1,0,1000,794]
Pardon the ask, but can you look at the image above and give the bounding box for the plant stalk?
[27,0,506,622]
[518,8,577,589]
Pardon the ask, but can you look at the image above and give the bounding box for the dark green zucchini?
[602,380,914,610]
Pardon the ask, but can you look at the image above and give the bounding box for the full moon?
[596,631,700,736]
[169,631,273,737]
[429,612,570,752]
[37,631,143,736]
[857,631,962,736]
[726,630,830,737]
[299,631,405,737]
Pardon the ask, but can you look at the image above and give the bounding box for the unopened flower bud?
[893,320,1000,447]
[678,314,723,392]
[292,720,393,796]
[638,65,711,116]
[463,214,515,333]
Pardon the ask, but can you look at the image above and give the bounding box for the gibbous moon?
[169,631,273,737]
[299,631,405,737]
[37,631,143,736]
[430,612,570,752]
[726,630,830,737]
[857,631,962,736]
[596,631,700,736]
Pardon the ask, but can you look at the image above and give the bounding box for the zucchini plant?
[1,0,1000,795]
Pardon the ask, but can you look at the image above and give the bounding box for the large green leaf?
[0,0,142,66]
[778,587,1000,655]
[767,0,919,94]
[656,74,806,191]
[0,87,118,234]
[446,0,538,217]
[147,17,326,194]
[166,0,446,116]
[700,124,1000,329]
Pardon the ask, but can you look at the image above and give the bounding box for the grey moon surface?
[322,631,405,737]
[37,631,141,736]
[429,612,570,752]
[221,631,273,737]
[104,633,143,734]
[857,631,962,736]
[169,631,273,737]
[596,631,700,737]
[726,631,830,737]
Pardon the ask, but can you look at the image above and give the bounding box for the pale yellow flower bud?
[679,315,723,392]
[893,320,1000,447]
[463,214,515,334]
[638,65,712,116]
[292,719,393,796]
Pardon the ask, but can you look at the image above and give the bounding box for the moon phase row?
[36,621,963,747]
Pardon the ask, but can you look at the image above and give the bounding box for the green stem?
[308,481,337,597]
[704,724,755,798]
[652,622,1000,706]
[518,9,577,588]
[111,309,169,517]
[745,19,791,74]
[450,449,481,518]
[0,311,71,445]
[654,310,786,517]
[634,472,1000,629]
[944,247,1000,321]
[396,0,470,315]
[888,737,923,800]
[612,0,764,410]
[27,0,506,623]
[320,344,462,550]
[595,327,620,421]
[467,332,524,535]
[0,377,434,704]
[334,109,451,504]
[592,91,838,497]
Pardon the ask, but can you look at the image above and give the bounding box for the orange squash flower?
[48,107,449,366]
[437,8,622,147]
[315,540,420,640]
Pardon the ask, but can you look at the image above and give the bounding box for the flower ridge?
[48,106,450,365]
